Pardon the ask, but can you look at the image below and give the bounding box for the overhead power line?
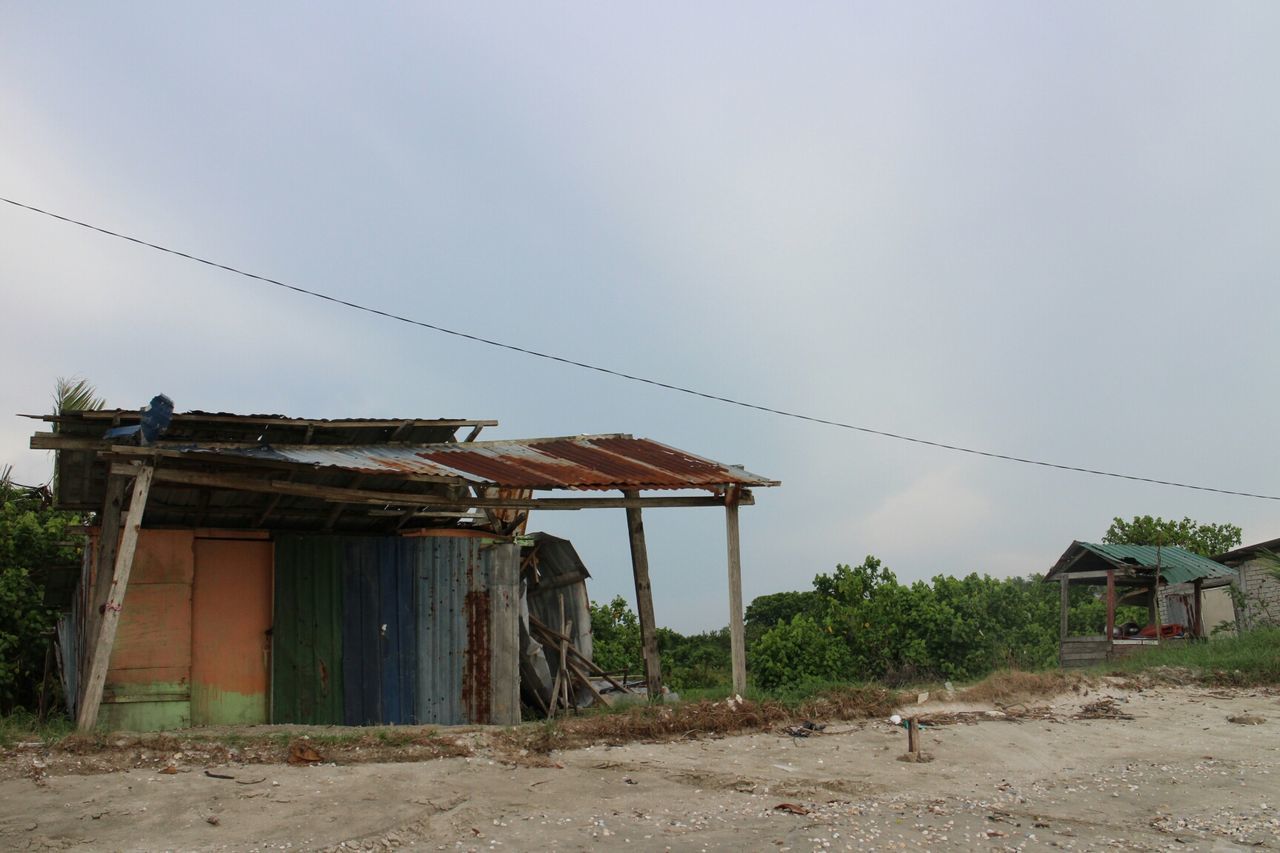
[4,194,1277,501]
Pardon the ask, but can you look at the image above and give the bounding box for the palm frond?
[53,377,106,415]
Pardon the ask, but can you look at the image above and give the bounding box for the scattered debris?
[287,741,325,765]
[1074,698,1134,721]
[1226,714,1265,725]
[204,770,235,780]
[205,815,220,826]
[773,802,811,816]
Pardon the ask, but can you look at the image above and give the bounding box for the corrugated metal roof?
[1051,542,1237,585]
[216,435,778,492]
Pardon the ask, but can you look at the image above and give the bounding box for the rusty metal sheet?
[214,435,778,491]
[414,538,520,726]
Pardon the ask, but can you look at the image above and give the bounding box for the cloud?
[857,465,994,563]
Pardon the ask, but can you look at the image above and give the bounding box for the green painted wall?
[272,536,345,724]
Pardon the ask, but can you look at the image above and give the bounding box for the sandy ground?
[1,683,1277,852]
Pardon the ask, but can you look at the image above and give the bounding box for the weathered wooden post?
[724,488,747,695]
[77,463,154,731]
[623,490,663,701]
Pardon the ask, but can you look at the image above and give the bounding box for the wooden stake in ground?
[76,464,154,731]
[908,717,921,757]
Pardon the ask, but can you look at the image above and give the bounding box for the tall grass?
[0,709,74,747]
[1101,627,1280,685]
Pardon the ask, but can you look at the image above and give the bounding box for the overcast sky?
[3,4,1278,632]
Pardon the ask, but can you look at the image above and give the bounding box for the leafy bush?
[588,595,642,675]
[0,480,82,712]
[748,614,853,690]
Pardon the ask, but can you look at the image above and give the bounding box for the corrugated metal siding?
[382,540,417,724]
[414,539,519,725]
[1077,543,1237,585]
[415,538,469,725]
[341,538,417,725]
[272,536,344,724]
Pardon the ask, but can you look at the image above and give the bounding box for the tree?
[1103,515,1242,557]
[0,472,83,712]
[588,596,643,675]
[744,590,821,646]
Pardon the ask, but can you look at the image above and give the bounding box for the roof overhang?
[30,410,778,535]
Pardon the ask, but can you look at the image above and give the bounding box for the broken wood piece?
[566,660,607,708]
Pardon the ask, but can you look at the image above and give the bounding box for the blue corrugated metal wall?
[341,538,417,725]
[274,534,516,726]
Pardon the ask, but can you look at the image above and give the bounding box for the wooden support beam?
[77,464,154,731]
[324,475,364,530]
[724,492,747,695]
[80,474,127,706]
[113,464,751,511]
[623,490,663,701]
[1059,576,1070,646]
[1193,578,1205,638]
[1105,569,1116,646]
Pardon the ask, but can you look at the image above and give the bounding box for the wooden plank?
[115,464,752,510]
[528,616,632,694]
[1052,569,1139,581]
[1059,576,1069,645]
[42,412,500,429]
[567,659,607,708]
[81,475,126,708]
[1105,569,1116,645]
[1193,578,1205,638]
[76,464,154,731]
[724,493,747,695]
[623,491,663,701]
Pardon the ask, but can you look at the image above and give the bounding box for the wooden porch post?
[623,490,663,701]
[1059,576,1070,647]
[1105,569,1116,648]
[1193,578,1205,638]
[79,474,127,709]
[724,490,747,695]
[76,464,154,731]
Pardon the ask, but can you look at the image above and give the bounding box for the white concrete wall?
[1238,558,1280,629]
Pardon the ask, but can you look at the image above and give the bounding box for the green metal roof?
[1049,542,1237,585]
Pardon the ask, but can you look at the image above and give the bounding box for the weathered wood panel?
[191,538,272,726]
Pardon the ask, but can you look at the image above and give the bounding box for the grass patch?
[957,669,1087,704]
[1099,627,1280,685]
[0,710,74,748]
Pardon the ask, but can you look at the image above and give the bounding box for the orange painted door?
[191,539,272,725]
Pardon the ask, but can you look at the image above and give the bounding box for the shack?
[1213,537,1280,631]
[31,403,777,731]
[1045,541,1236,668]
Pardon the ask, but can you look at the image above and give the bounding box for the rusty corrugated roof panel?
[217,435,778,491]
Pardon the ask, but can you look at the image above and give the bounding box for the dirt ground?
[1,682,1277,851]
